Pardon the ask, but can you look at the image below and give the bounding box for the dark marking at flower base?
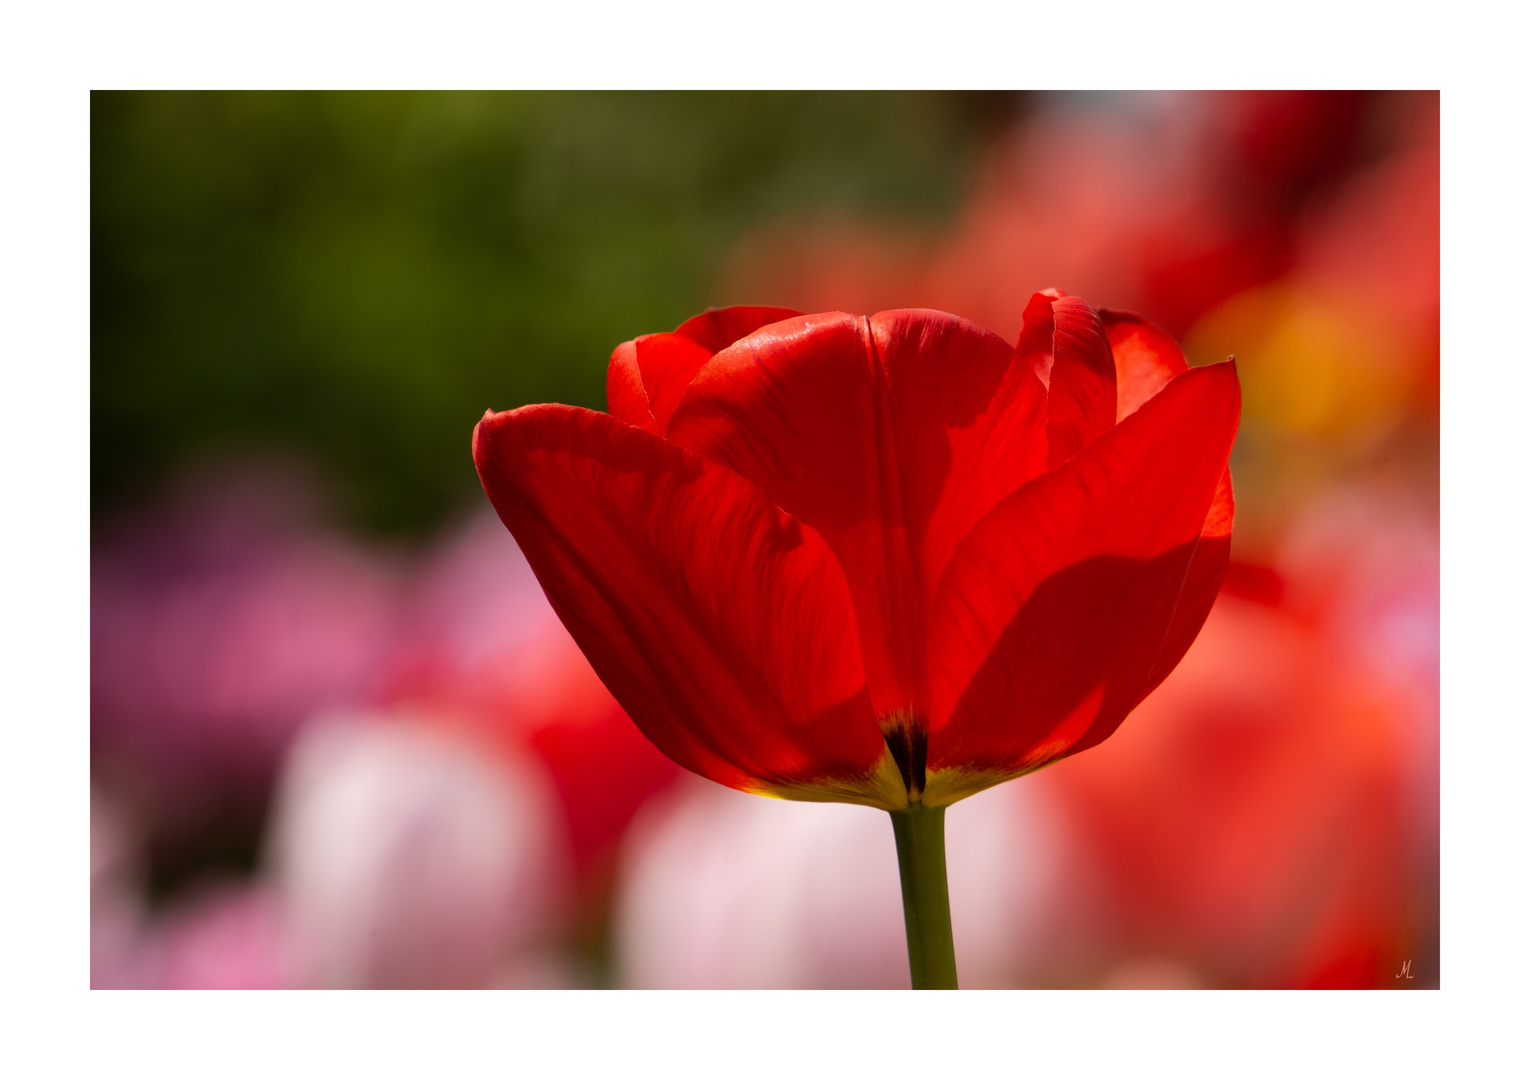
[885,723,927,798]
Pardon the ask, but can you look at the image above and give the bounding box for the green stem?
[889,804,958,989]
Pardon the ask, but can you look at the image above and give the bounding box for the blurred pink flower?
[93,785,292,990]
[265,710,571,988]
[1279,485,1439,698]
[91,464,403,833]
[93,471,677,966]
[134,883,291,990]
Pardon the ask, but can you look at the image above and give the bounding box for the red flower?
[473,294,1239,810]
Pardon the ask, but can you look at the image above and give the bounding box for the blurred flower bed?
[91,91,1437,989]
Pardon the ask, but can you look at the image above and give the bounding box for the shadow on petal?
[930,542,1210,792]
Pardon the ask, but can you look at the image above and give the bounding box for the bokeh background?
[91,90,1438,989]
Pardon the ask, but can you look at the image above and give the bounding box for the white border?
[4,2,1516,1076]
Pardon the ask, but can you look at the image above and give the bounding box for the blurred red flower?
[1048,589,1420,988]
[474,296,1239,809]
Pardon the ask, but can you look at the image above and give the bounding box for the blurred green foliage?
[93,92,1015,536]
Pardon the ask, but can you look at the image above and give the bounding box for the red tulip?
[472,294,1239,812]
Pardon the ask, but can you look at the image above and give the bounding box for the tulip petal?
[1102,308,1190,421]
[667,312,918,719]
[605,333,717,435]
[1017,288,1062,381]
[638,333,717,433]
[870,309,1049,606]
[1019,292,1118,468]
[473,404,900,807]
[1047,296,1118,466]
[668,310,1048,724]
[1126,465,1234,712]
[606,309,804,435]
[924,361,1241,803]
[1101,309,1235,710]
[606,340,658,433]
[675,305,804,354]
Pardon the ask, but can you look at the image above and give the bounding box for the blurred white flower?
[945,778,1085,988]
[266,712,569,988]
[613,777,1077,988]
